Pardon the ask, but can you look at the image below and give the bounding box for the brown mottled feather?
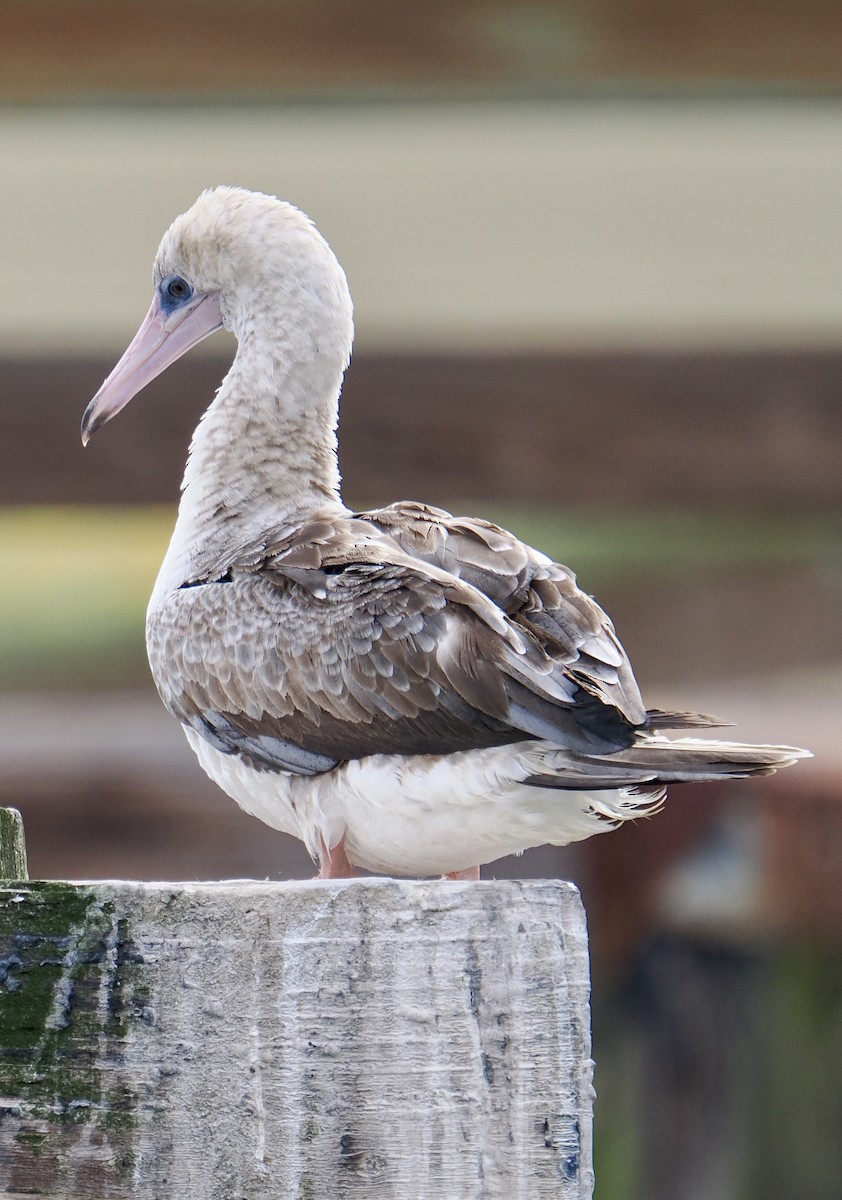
[147,505,664,773]
[359,502,646,722]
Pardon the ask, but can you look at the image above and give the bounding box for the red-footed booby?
[82,186,809,880]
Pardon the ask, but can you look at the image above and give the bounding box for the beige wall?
[1,101,841,354]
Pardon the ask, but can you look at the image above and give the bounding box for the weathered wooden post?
[0,809,27,882]
[1,809,594,1199]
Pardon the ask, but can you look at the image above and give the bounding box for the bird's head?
[81,186,353,444]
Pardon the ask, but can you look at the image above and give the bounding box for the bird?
[81,186,809,880]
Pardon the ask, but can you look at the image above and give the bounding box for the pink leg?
[316,837,357,879]
[442,866,481,881]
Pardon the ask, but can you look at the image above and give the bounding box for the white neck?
[151,305,351,601]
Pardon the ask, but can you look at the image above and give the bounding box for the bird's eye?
[165,276,192,301]
[159,274,195,313]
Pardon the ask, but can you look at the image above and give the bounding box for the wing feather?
[147,507,652,775]
[359,501,646,727]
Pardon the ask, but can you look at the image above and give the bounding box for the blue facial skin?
[159,274,195,316]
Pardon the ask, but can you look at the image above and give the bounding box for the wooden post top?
[0,874,593,1199]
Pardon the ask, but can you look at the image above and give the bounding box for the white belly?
[185,729,656,877]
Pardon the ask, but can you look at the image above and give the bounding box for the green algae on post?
[0,882,145,1194]
[0,883,141,1125]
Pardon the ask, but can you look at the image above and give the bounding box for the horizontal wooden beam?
[3,350,842,507]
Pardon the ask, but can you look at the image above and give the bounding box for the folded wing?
[148,510,654,775]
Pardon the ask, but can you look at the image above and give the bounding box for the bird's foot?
[442,866,481,881]
[316,838,357,879]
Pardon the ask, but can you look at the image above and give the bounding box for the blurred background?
[1,3,840,1197]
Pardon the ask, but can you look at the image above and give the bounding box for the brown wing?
[358,501,647,730]
[147,515,637,777]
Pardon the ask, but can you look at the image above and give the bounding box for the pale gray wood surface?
[0,878,593,1199]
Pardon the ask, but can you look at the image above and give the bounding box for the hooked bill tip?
[80,400,102,446]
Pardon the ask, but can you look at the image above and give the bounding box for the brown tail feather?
[524,736,811,790]
[645,708,731,730]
